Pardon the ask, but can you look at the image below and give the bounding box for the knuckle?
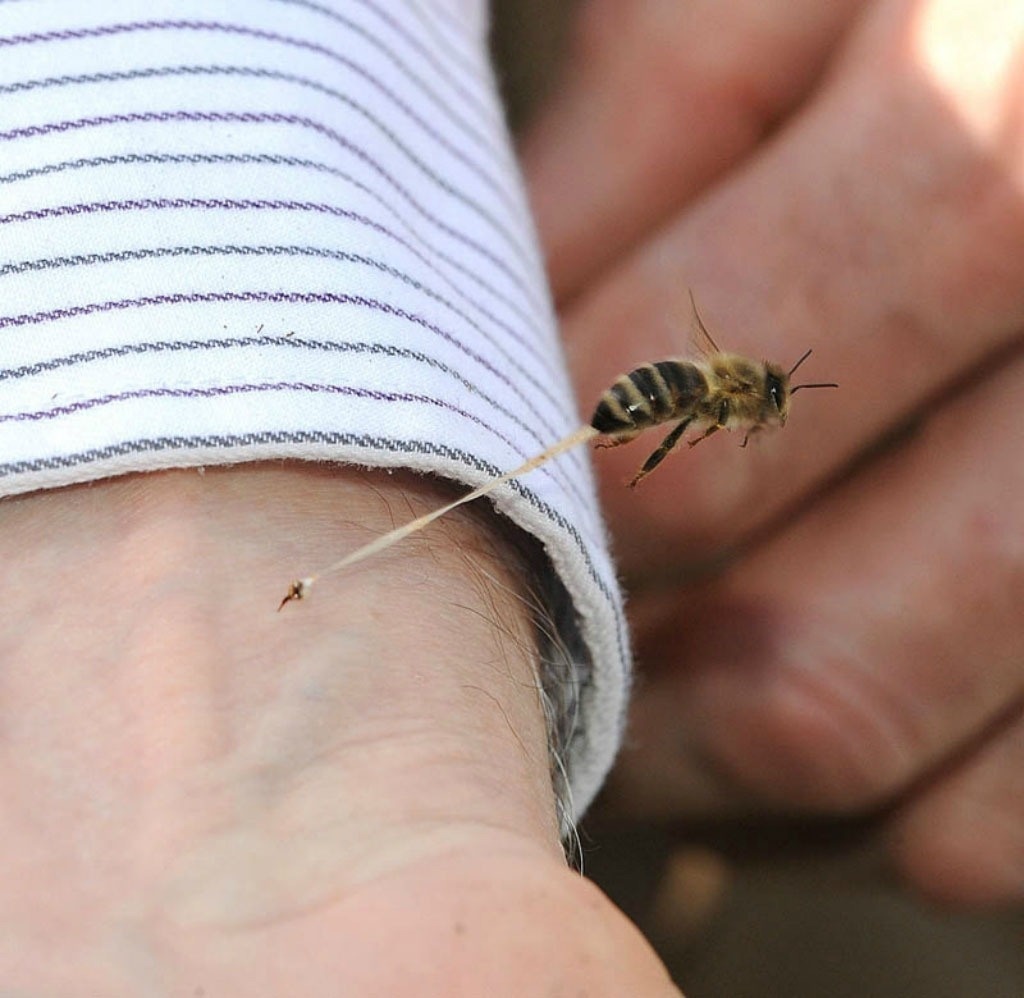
[711,660,922,812]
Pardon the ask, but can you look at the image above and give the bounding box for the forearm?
[0,465,568,989]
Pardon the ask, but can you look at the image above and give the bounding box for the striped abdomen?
[590,360,707,436]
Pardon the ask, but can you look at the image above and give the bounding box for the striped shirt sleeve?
[0,0,629,819]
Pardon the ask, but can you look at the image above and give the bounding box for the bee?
[278,294,836,608]
[590,293,838,486]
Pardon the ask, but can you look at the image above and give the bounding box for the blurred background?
[489,2,1024,995]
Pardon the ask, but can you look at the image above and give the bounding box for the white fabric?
[0,0,629,819]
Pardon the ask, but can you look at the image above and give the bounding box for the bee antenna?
[790,381,839,394]
[787,348,814,377]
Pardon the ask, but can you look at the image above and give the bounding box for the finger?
[608,338,1024,826]
[562,0,1024,578]
[886,703,1024,906]
[520,0,866,302]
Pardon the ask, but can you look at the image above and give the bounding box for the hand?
[0,467,679,995]
[523,0,1024,905]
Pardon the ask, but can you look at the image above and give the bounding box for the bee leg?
[687,423,721,448]
[629,419,693,488]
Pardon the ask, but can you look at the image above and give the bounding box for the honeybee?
[278,294,836,608]
[590,294,838,486]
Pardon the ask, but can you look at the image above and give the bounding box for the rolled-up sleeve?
[0,0,629,819]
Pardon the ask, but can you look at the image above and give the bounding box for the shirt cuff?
[0,0,629,820]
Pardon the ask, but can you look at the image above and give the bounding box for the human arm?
[0,0,669,990]
[0,464,677,994]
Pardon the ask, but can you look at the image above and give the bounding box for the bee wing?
[686,288,722,358]
[650,289,723,362]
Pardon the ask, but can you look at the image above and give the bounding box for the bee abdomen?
[590,361,706,435]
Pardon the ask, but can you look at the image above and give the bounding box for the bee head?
[764,362,791,426]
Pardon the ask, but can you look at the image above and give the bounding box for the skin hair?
[0,465,689,995]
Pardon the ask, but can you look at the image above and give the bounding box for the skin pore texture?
[0,465,679,995]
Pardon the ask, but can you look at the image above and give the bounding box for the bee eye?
[766,374,784,411]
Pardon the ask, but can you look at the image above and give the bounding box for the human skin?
[0,467,679,995]
[522,0,1024,905]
